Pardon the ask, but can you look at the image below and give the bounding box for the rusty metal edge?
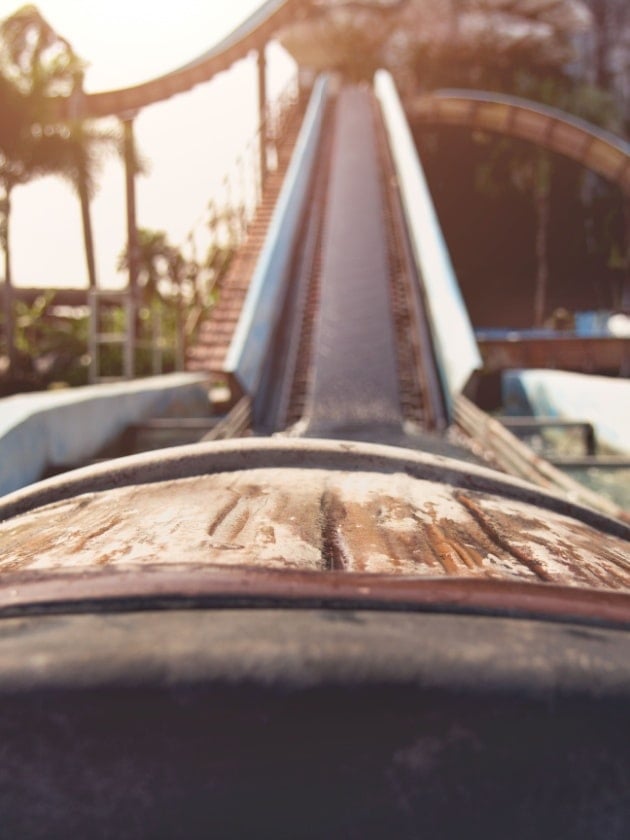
[1,567,630,630]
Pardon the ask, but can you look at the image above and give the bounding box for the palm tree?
[0,5,80,374]
[0,5,117,376]
[118,228,198,373]
[118,228,173,300]
[65,71,122,291]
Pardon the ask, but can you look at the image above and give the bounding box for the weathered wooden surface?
[2,466,628,589]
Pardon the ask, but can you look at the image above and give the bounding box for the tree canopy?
[0,5,85,190]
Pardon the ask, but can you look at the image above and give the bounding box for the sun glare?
[0,0,264,89]
[1,0,296,288]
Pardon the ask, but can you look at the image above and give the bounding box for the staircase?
[186,97,307,379]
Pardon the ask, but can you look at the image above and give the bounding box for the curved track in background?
[411,89,630,193]
[53,0,300,119]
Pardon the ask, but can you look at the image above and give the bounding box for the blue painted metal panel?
[503,369,630,455]
[374,70,482,417]
[225,75,329,395]
[0,374,209,496]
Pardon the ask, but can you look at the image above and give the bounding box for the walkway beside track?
[304,88,402,436]
[187,96,306,376]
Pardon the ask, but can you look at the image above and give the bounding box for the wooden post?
[87,288,98,384]
[124,292,135,380]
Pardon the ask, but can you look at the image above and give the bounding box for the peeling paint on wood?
[1,467,628,592]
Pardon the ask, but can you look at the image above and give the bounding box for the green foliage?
[114,225,236,379]
[0,291,89,391]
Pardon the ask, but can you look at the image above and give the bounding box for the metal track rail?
[375,71,482,416]
[371,95,447,431]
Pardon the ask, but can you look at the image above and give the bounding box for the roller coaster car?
[0,438,629,838]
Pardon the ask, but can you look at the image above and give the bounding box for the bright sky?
[0,0,296,287]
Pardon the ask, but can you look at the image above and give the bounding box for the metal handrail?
[86,75,301,384]
[183,73,300,291]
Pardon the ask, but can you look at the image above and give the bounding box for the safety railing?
[225,75,330,396]
[85,74,300,385]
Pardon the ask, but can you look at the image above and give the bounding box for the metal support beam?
[122,115,139,379]
[122,116,139,295]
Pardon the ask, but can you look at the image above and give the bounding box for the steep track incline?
[275,84,448,438]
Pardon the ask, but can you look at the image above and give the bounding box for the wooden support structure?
[88,289,136,383]
[453,393,627,522]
